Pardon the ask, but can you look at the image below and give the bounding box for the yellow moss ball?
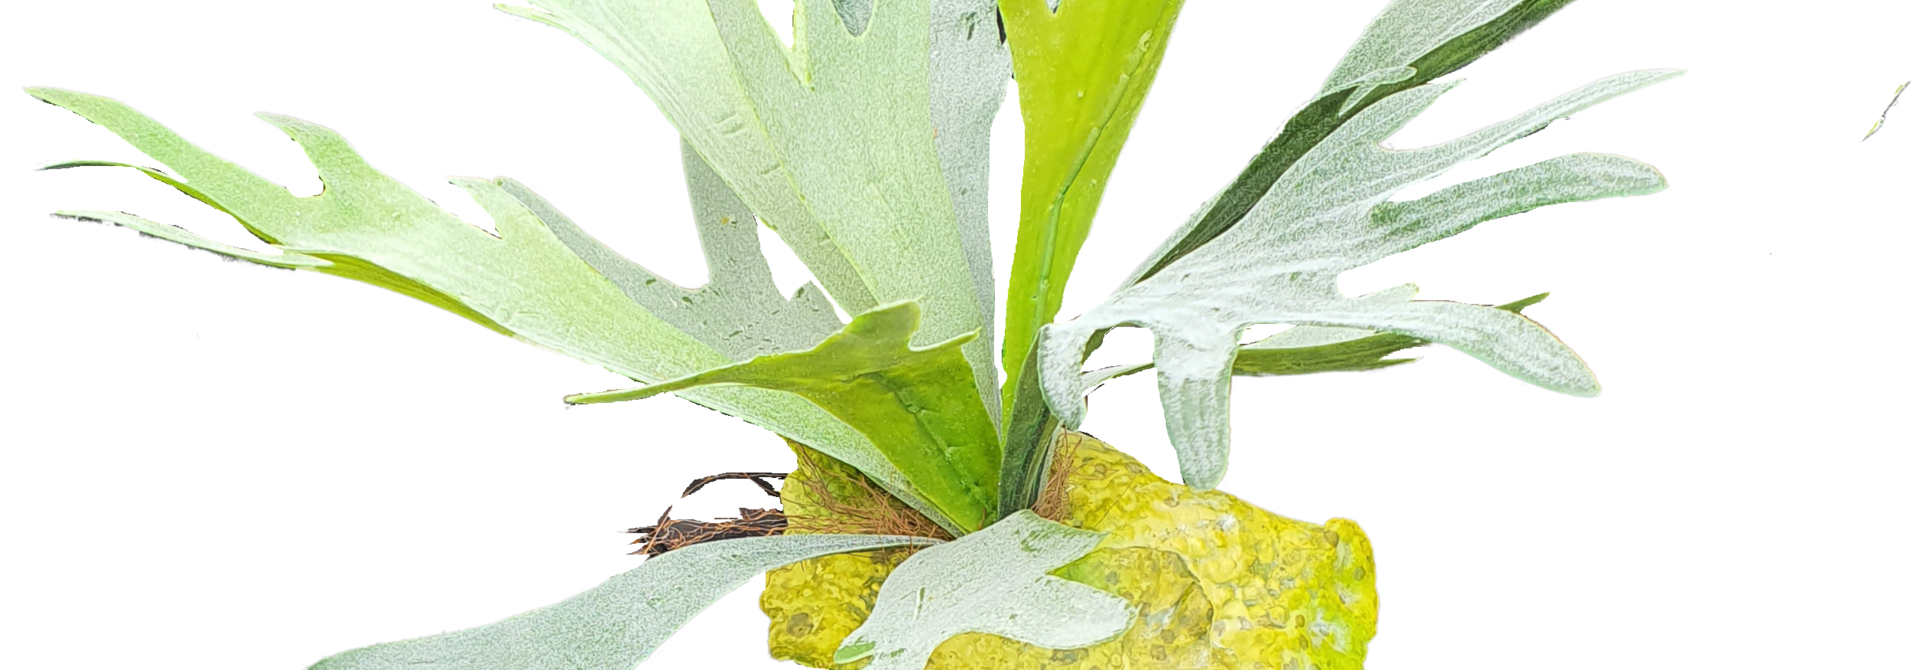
[762,432,1378,670]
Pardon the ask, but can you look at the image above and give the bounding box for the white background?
[1,1,1915,668]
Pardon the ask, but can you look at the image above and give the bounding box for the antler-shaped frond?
[31,87,960,533]
[1032,0,1678,491]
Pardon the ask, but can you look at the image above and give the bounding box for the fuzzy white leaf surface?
[927,0,1013,425]
[832,511,1133,670]
[526,140,844,362]
[1321,0,1527,110]
[1039,70,1680,490]
[1241,284,1422,350]
[503,0,1006,419]
[312,534,937,670]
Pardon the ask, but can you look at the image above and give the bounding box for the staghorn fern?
[26,0,1672,668]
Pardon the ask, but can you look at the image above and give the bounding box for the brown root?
[633,433,1082,558]
[1028,430,1082,524]
[680,472,786,498]
[783,441,952,541]
[627,506,788,557]
[627,469,796,557]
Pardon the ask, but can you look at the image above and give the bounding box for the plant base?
[763,432,1378,669]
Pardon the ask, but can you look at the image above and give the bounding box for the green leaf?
[30,87,961,535]
[311,534,938,670]
[503,0,1007,423]
[1039,70,1679,490]
[568,301,1002,533]
[995,343,1059,518]
[992,0,1186,519]
[997,0,1186,403]
[1077,290,1552,390]
[832,511,1133,670]
[1129,0,1578,284]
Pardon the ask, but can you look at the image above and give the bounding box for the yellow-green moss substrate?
[762,432,1378,669]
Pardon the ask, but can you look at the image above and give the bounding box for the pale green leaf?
[524,139,843,361]
[1864,80,1908,141]
[1322,0,1528,111]
[30,87,961,534]
[832,511,1133,670]
[1129,0,1581,284]
[312,534,937,670]
[1039,71,1678,490]
[1238,284,1423,351]
[503,0,1006,422]
[1077,361,1153,393]
[1076,290,1550,390]
[52,208,329,270]
[568,301,1002,533]
[928,0,1014,408]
